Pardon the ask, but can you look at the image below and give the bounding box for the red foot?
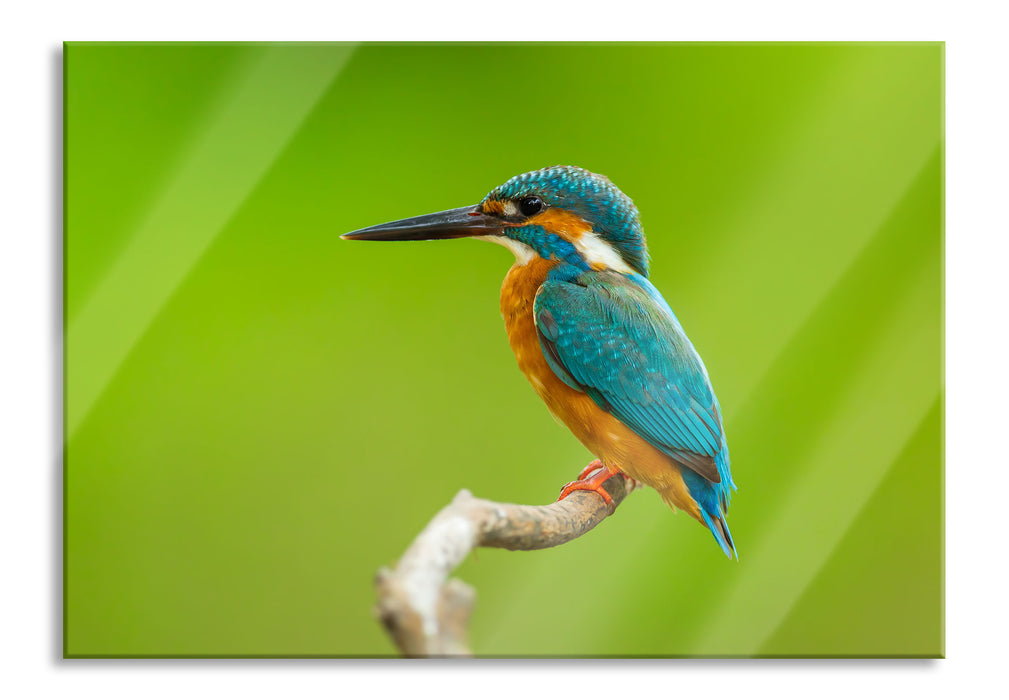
[558,460,623,509]
[575,459,605,481]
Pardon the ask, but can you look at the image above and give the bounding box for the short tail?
[699,508,737,560]
[681,467,738,560]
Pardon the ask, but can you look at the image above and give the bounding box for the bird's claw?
[574,459,605,481]
[557,461,626,511]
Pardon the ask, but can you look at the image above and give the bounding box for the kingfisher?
[342,166,737,558]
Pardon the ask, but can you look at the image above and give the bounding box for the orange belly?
[500,259,702,521]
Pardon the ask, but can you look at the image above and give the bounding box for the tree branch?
[373,470,634,657]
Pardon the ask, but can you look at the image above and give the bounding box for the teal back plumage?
[533,264,737,557]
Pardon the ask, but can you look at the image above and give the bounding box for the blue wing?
[533,267,730,488]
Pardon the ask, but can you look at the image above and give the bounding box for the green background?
[64,43,943,657]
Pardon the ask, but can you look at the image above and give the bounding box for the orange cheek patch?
[526,209,593,243]
[481,200,505,215]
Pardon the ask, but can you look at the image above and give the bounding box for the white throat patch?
[476,235,536,266]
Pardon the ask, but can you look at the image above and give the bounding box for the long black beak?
[341,205,503,241]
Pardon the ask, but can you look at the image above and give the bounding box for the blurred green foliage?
[64,43,942,657]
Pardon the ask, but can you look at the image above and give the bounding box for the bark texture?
[374,470,633,656]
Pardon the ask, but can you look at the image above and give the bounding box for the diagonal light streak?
[66,44,356,437]
[676,48,940,412]
[691,261,940,655]
[755,397,942,655]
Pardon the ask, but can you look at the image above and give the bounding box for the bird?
[342,166,737,558]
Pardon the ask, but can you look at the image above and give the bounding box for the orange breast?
[500,259,701,520]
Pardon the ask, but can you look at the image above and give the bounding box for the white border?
[3,1,1006,698]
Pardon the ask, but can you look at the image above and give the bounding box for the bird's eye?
[519,196,545,217]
